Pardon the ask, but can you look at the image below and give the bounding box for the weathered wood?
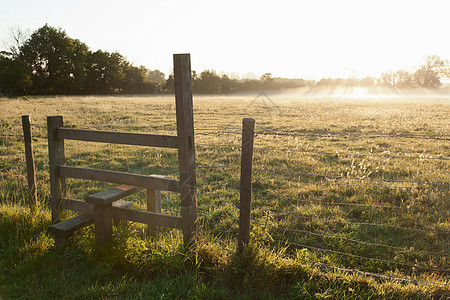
[57,128,178,148]
[47,116,65,222]
[48,213,93,248]
[174,53,198,248]
[111,206,182,229]
[94,203,113,248]
[147,188,162,232]
[48,198,135,248]
[48,214,93,237]
[86,184,142,205]
[22,115,37,210]
[62,198,133,214]
[58,166,180,193]
[238,118,255,251]
[61,197,92,214]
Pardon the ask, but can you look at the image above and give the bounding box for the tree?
[20,24,88,94]
[413,55,446,88]
[1,26,30,58]
[147,69,166,92]
[380,69,413,88]
[0,51,32,96]
[163,74,174,94]
[194,70,222,94]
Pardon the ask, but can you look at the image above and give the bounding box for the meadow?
[0,94,449,299]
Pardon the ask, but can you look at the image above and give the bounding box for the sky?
[1,0,449,80]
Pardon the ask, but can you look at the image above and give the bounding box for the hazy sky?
[1,0,449,79]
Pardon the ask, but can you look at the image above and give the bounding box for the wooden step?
[48,200,133,248]
[86,184,142,206]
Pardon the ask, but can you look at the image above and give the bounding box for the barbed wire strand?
[195,164,449,189]
[253,146,450,161]
[252,167,449,187]
[192,127,450,140]
[196,143,450,161]
[276,211,450,234]
[276,248,447,287]
[0,160,26,165]
[255,130,450,141]
[276,227,447,256]
[0,134,24,138]
[277,194,440,213]
[272,239,447,273]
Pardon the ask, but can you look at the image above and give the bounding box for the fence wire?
[272,239,447,273]
[275,227,446,256]
[276,246,448,287]
[196,164,449,189]
[276,195,441,214]
[276,211,449,234]
[196,143,450,161]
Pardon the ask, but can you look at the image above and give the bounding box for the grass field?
[0,94,449,299]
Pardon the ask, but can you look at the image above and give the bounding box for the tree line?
[0,25,314,97]
[0,25,449,97]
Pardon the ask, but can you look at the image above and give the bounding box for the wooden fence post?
[173,53,198,249]
[238,118,255,251]
[22,115,37,210]
[147,188,162,232]
[47,116,65,222]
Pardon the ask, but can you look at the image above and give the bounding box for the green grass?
[0,95,449,299]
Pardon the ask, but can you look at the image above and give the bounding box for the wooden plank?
[48,214,93,236]
[47,116,65,222]
[86,184,142,205]
[62,198,133,214]
[58,166,180,193]
[174,53,198,248]
[57,128,178,148]
[111,206,182,229]
[22,115,37,210]
[94,203,113,248]
[62,197,92,213]
[238,118,255,251]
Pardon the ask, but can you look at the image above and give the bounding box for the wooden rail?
[57,128,178,148]
[58,166,180,193]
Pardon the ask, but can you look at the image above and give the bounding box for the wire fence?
[194,129,449,285]
[1,123,449,286]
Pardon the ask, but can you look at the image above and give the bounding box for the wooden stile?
[47,54,198,249]
[174,53,198,248]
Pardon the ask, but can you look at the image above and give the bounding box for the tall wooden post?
[173,54,197,248]
[238,118,255,251]
[47,116,65,222]
[22,115,37,210]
